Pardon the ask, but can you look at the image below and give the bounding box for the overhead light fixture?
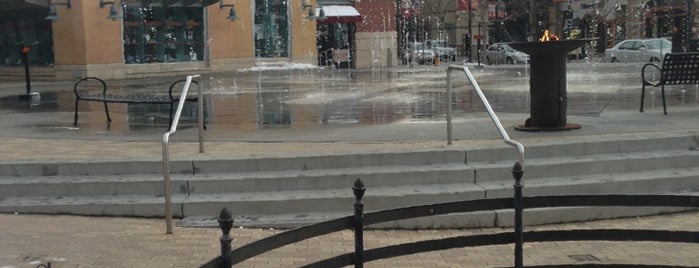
[169,0,184,7]
[150,1,165,7]
[307,6,327,20]
[302,0,324,20]
[45,0,72,21]
[316,6,326,20]
[99,0,122,21]
[306,5,315,18]
[188,1,204,7]
[302,0,312,10]
[220,1,238,21]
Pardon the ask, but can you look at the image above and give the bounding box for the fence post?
[512,161,524,268]
[218,207,234,268]
[353,179,366,268]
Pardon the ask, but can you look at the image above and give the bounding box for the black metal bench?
[640,52,699,115]
[73,77,199,127]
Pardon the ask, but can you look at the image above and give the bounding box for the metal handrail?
[446,65,525,166]
[162,74,204,234]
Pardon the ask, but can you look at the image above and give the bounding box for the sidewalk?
[1,211,698,267]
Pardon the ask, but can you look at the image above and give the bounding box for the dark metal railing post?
[218,207,234,268]
[352,179,366,268]
[512,161,524,268]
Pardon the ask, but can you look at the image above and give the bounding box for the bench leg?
[103,102,112,123]
[73,99,80,126]
[640,84,646,113]
[661,85,667,115]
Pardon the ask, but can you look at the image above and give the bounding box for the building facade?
[0,0,322,80]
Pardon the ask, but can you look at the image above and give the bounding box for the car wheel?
[485,57,492,65]
[611,57,618,63]
[451,55,456,61]
[506,58,514,64]
[650,57,660,62]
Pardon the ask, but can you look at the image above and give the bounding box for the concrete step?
[466,131,698,162]
[473,149,699,183]
[0,164,474,197]
[2,165,696,228]
[0,132,697,229]
[187,163,474,194]
[178,172,699,229]
[0,149,465,177]
[0,194,186,218]
[4,147,693,199]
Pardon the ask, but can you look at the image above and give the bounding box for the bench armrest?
[641,63,662,86]
[74,77,107,97]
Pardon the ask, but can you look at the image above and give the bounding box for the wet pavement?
[1,61,698,144]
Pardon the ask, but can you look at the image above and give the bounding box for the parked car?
[403,42,436,65]
[483,43,530,65]
[425,39,456,61]
[605,38,672,63]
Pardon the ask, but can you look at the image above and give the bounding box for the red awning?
[316,5,362,24]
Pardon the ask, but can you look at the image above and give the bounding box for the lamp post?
[687,0,692,49]
[468,0,472,62]
[18,44,39,100]
[494,0,505,42]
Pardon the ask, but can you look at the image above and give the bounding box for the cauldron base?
[514,123,581,132]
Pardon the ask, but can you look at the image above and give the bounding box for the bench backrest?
[661,52,699,85]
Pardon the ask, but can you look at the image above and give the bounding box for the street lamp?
[468,0,472,62]
[99,0,122,21]
[220,1,239,21]
[44,0,71,21]
[302,0,325,20]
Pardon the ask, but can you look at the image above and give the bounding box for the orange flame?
[539,30,559,42]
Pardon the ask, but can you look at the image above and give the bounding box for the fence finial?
[512,161,523,181]
[218,207,234,268]
[353,178,365,201]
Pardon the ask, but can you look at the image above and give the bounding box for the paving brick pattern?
[1,211,698,267]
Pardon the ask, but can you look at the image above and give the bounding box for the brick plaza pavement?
[1,210,698,268]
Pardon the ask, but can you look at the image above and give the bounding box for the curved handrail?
[162,74,203,234]
[446,64,525,167]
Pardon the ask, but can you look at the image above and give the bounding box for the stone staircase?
[1,132,698,229]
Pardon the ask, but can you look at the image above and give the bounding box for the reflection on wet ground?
[1,64,698,135]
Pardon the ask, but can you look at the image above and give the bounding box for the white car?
[606,38,672,63]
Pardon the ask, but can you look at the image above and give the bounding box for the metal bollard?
[352,179,366,268]
[218,207,234,268]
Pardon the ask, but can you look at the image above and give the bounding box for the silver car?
[605,38,672,63]
[483,43,529,65]
[426,39,456,61]
[404,42,436,65]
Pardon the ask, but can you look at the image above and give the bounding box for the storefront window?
[254,0,289,58]
[122,4,203,64]
[0,6,53,67]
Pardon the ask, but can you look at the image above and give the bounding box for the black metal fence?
[201,162,699,268]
